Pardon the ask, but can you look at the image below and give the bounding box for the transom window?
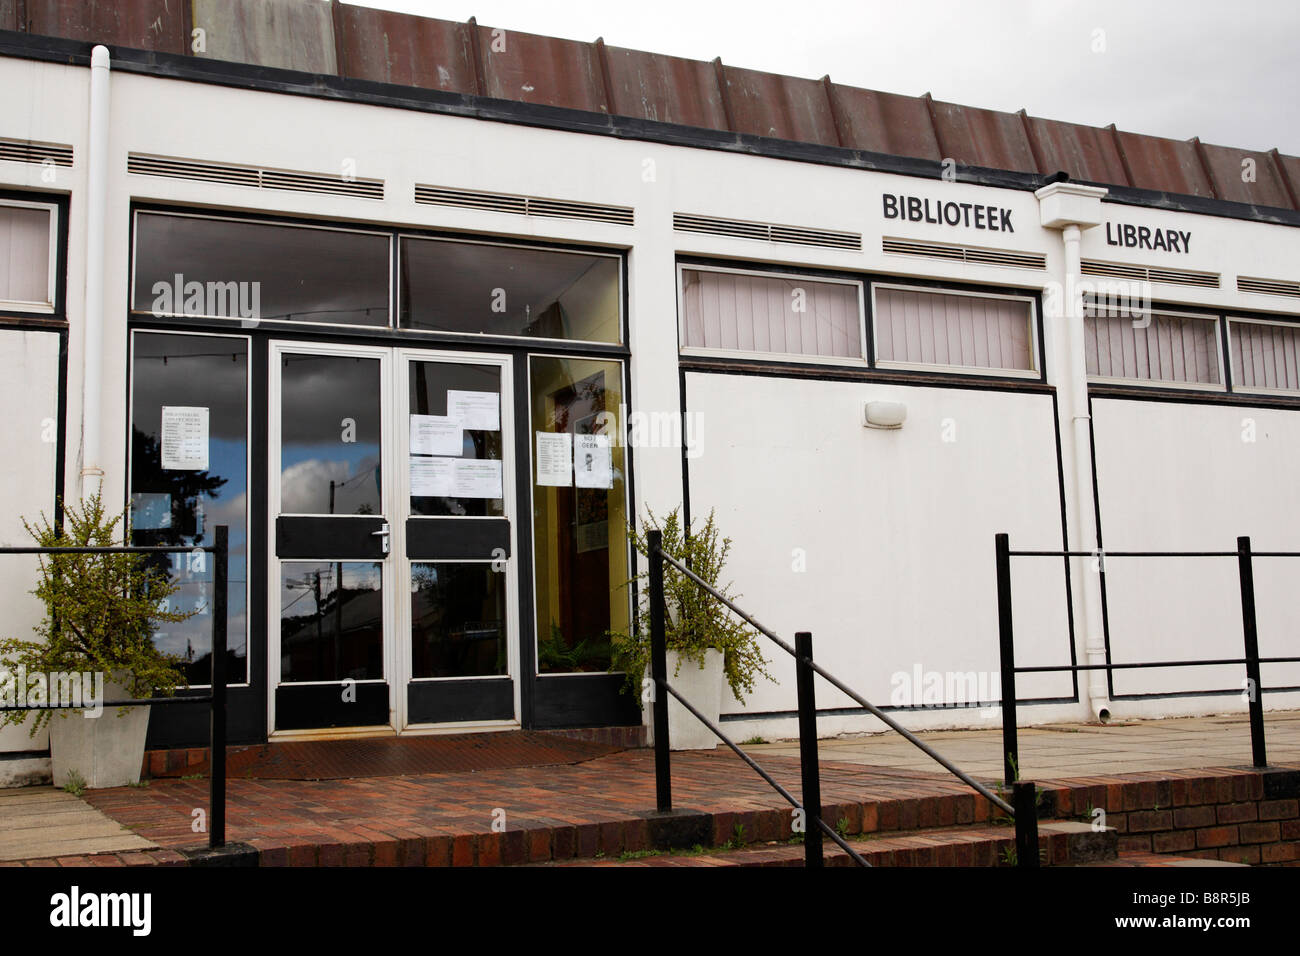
[0,199,57,313]
[1228,317,1300,394]
[1085,305,1223,389]
[872,284,1037,375]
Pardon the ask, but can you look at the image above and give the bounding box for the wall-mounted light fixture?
[863,400,906,429]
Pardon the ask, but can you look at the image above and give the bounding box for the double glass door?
[270,342,516,732]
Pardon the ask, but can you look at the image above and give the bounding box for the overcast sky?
[344,0,1300,156]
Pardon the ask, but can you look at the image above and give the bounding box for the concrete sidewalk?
[747,711,1300,777]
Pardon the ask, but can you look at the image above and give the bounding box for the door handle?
[371,522,390,555]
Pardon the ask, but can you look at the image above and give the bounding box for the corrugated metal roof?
[8,0,1299,214]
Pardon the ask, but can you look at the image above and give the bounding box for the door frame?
[266,339,521,737]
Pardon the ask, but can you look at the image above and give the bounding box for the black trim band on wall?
[406,517,510,559]
[275,516,387,559]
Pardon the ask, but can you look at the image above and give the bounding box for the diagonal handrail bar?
[657,549,1015,818]
[660,681,871,866]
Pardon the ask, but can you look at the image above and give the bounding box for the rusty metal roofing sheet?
[1198,142,1293,208]
[1024,116,1130,186]
[334,7,475,93]
[719,65,839,146]
[22,0,186,53]
[828,85,941,160]
[0,0,18,33]
[1112,130,1215,198]
[192,0,336,75]
[603,44,728,130]
[1274,153,1300,209]
[929,99,1037,173]
[477,23,606,113]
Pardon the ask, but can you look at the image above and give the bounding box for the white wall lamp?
[863,401,906,429]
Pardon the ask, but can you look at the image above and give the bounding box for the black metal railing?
[647,529,1033,867]
[0,525,229,850]
[995,532,1300,789]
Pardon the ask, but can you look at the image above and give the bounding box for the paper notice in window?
[535,432,573,487]
[453,458,503,499]
[409,414,462,456]
[573,434,612,489]
[410,456,454,497]
[448,390,500,431]
[160,406,209,470]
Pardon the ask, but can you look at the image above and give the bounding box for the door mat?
[150,731,626,781]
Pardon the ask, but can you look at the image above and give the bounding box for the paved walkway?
[0,787,155,862]
[747,711,1300,777]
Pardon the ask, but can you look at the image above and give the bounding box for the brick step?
[535,820,1117,868]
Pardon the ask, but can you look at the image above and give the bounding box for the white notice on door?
[453,458,503,499]
[447,390,500,431]
[535,431,573,487]
[410,456,455,497]
[409,414,463,456]
[574,434,612,489]
[160,406,209,470]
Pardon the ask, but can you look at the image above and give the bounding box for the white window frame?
[870,282,1041,379]
[676,262,868,367]
[1226,315,1300,396]
[0,198,58,313]
[1084,304,1226,392]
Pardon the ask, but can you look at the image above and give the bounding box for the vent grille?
[415,185,634,225]
[882,237,1046,270]
[127,154,384,199]
[1081,258,1220,289]
[675,213,861,250]
[1237,275,1300,298]
[0,138,73,167]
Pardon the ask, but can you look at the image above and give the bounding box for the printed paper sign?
[535,432,573,487]
[410,414,463,456]
[410,456,454,497]
[161,406,209,470]
[453,458,503,499]
[448,390,500,431]
[574,434,612,490]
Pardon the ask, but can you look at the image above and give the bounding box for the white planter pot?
[663,648,725,751]
[50,675,150,790]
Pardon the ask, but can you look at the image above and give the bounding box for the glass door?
[268,342,517,733]
[397,349,517,729]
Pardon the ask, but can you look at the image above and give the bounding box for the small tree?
[609,507,772,706]
[0,494,193,734]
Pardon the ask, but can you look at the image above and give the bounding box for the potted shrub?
[0,494,193,788]
[610,507,771,750]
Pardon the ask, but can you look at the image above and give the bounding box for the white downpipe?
[1062,223,1111,722]
[80,45,110,502]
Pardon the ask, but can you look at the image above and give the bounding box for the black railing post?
[1237,535,1267,768]
[794,631,823,868]
[210,526,228,850]
[648,529,672,813]
[1013,781,1039,868]
[995,533,1020,788]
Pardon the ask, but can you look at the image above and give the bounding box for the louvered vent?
[1081,258,1219,289]
[0,138,73,167]
[415,185,634,225]
[882,237,1045,270]
[127,154,383,199]
[1237,275,1300,297]
[674,213,861,251]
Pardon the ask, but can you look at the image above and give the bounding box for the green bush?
[609,506,772,706]
[0,494,194,734]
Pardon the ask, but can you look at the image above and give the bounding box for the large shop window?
[1228,317,1300,393]
[130,332,249,686]
[0,199,56,311]
[873,285,1037,375]
[132,211,390,326]
[401,237,621,343]
[529,356,630,674]
[680,266,865,361]
[1085,306,1222,388]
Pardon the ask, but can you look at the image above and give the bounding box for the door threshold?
[269,726,397,742]
[398,720,521,736]
[268,721,522,741]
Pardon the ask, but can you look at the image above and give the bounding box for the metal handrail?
[656,548,1015,819]
[0,527,229,851]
